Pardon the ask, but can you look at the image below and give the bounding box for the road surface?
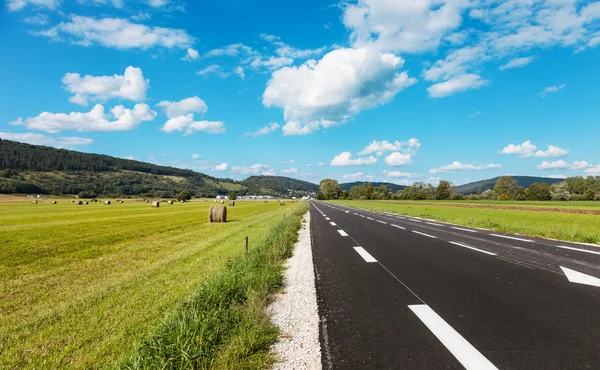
[310,201,600,370]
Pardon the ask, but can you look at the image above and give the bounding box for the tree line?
[317,176,600,201]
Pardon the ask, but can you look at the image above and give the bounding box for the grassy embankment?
[0,199,306,369]
[329,200,600,245]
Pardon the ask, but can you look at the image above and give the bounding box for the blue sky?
[1,0,600,186]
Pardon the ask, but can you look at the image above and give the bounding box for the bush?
[176,191,193,202]
[480,189,498,200]
[451,193,465,200]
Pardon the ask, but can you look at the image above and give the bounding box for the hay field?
[329,200,600,245]
[0,199,302,369]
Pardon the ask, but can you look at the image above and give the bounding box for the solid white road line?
[377,220,387,224]
[409,305,498,370]
[560,266,600,287]
[426,222,444,227]
[449,241,497,256]
[353,247,377,263]
[391,224,406,230]
[407,219,422,223]
[554,245,600,256]
[451,227,478,233]
[338,230,349,237]
[330,222,337,226]
[412,231,437,239]
[490,234,533,243]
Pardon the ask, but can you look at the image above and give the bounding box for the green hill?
[0,139,317,198]
[340,181,407,193]
[455,176,564,194]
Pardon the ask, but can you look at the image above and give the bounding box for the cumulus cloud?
[196,64,231,78]
[234,66,245,79]
[537,160,590,170]
[340,172,370,181]
[245,123,279,138]
[191,153,201,159]
[181,48,199,61]
[534,145,569,158]
[156,96,208,119]
[538,84,567,97]
[500,140,537,158]
[0,131,93,149]
[11,103,156,133]
[62,66,148,106]
[429,161,502,174]
[499,57,534,70]
[7,0,59,11]
[585,165,600,175]
[358,138,420,156]
[23,13,50,25]
[281,167,298,173]
[205,43,254,58]
[263,47,416,135]
[35,15,193,49]
[384,152,412,166]
[214,162,228,171]
[427,74,487,98]
[161,115,225,135]
[330,152,377,166]
[384,171,423,178]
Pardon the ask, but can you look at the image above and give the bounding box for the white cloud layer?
[7,0,59,11]
[538,84,567,97]
[245,123,280,138]
[214,162,228,171]
[0,131,93,149]
[500,140,537,158]
[427,74,487,98]
[281,167,298,173]
[231,164,274,176]
[156,96,208,119]
[62,66,148,106]
[384,171,423,178]
[330,152,377,166]
[429,161,502,173]
[358,138,420,156]
[264,47,416,135]
[36,15,193,49]
[535,145,569,158]
[384,152,412,166]
[161,115,225,135]
[499,57,534,70]
[537,160,590,170]
[182,48,199,61]
[11,104,156,133]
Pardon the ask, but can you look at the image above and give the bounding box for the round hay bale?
[228,200,235,206]
[118,200,124,203]
[52,200,57,204]
[220,200,224,204]
[264,200,268,203]
[76,200,83,205]
[152,201,160,208]
[84,201,89,205]
[105,200,111,205]
[209,205,227,223]
[32,200,38,204]
[280,200,285,206]
[168,200,174,204]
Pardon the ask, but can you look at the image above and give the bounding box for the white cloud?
[214,162,228,171]
[36,15,193,49]
[341,172,369,181]
[499,57,534,70]
[306,163,312,167]
[537,160,590,170]
[77,0,123,8]
[384,171,423,178]
[279,159,295,164]
[231,164,274,175]
[7,0,59,11]
[23,13,50,25]
[0,131,93,149]
[245,123,279,138]
[585,165,600,175]
[427,74,487,98]
[429,161,502,174]
[146,0,169,7]
[181,48,199,61]
[11,103,156,133]
[191,153,201,159]
[196,64,231,78]
[205,43,254,58]
[156,96,208,119]
[470,111,481,119]
[62,66,148,106]
[384,152,412,166]
[281,168,298,174]
[538,84,566,97]
[358,138,420,156]
[500,140,537,158]
[234,66,245,79]
[262,170,277,176]
[534,145,569,158]
[161,115,225,135]
[330,152,377,166]
[548,174,567,179]
[250,56,294,70]
[264,47,416,135]
[318,162,327,167]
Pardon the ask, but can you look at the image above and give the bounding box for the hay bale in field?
[280,200,285,206]
[228,201,235,206]
[209,205,227,223]
[168,200,174,204]
[180,200,184,203]
[52,201,57,204]
[152,201,160,208]
[84,201,89,205]
[76,200,83,205]
[105,200,111,205]
[32,200,37,204]
[144,200,149,203]
[264,200,268,203]
[118,200,124,203]
[220,200,225,204]
[292,200,295,203]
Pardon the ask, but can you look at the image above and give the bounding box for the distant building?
[216,195,229,200]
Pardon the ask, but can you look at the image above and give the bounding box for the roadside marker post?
[245,236,249,256]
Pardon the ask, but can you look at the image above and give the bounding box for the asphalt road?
[310,201,600,370]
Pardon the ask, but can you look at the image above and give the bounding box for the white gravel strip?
[269,211,322,369]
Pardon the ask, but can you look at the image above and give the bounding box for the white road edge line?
[353,247,377,263]
[338,230,349,237]
[391,224,405,230]
[490,234,533,243]
[330,222,337,226]
[409,304,498,370]
[449,241,496,256]
[554,245,600,256]
[451,227,478,233]
[413,231,437,239]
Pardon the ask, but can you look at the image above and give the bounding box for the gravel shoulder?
[268,211,321,369]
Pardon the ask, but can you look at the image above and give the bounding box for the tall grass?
[123,203,308,369]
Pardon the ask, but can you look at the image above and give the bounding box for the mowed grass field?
[329,200,600,245]
[0,199,303,369]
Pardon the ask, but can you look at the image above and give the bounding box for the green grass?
[363,199,600,210]
[329,200,600,245]
[0,200,305,369]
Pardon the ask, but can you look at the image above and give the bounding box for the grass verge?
[122,203,308,369]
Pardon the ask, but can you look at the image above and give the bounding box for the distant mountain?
[455,176,564,194]
[0,139,317,197]
[340,181,407,193]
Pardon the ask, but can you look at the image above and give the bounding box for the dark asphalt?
[310,201,600,370]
